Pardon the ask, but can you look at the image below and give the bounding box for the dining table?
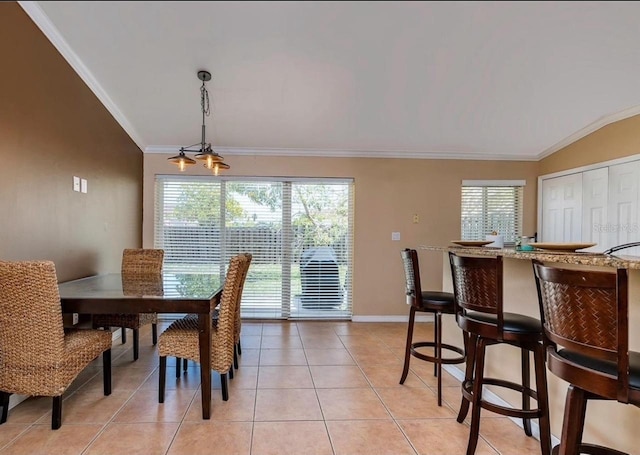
[57,271,224,419]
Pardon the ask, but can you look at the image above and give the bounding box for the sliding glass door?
[155,176,353,319]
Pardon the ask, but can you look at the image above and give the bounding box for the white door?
[608,161,640,256]
[541,173,583,242]
[581,167,608,252]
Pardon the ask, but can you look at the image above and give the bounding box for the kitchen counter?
[421,244,640,452]
[420,245,640,269]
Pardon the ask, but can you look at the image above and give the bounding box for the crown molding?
[18,1,146,152]
[537,104,640,160]
[144,145,540,161]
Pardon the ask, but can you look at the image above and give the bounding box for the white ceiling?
[21,1,640,160]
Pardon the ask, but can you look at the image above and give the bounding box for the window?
[461,180,524,244]
[154,176,354,320]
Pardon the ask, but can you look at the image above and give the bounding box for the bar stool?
[399,249,466,406]
[533,260,639,455]
[449,252,552,455]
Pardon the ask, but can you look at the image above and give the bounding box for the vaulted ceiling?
[21,1,640,160]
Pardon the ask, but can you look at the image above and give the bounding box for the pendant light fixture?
[168,70,230,175]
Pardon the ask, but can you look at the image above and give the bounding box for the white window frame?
[461,179,525,244]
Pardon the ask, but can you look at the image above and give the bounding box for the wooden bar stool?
[533,261,639,455]
[399,249,465,406]
[449,252,552,455]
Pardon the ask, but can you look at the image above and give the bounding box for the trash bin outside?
[299,246,343,309]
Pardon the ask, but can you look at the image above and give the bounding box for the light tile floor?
[0,321,547,455]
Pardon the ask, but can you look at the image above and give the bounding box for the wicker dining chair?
[0,261,112,430]
[92,248,164,360]
[158,253,247,402]
[177,253,252,377]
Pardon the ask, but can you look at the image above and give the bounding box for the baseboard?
[351,315,434,323]
[442,364,560,447]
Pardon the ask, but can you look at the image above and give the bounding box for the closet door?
[608,161,640,255]
[541,173,582,242]
[581,167,608,252]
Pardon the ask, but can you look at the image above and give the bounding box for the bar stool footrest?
[411,341,465,364]
[551,443,629,455]
[462,377,543,419]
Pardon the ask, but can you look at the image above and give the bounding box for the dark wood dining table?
[57,272,223,419]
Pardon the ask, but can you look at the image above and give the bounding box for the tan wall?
[0,3,142,282]
[540,114,640,175]
[143,154,539,316]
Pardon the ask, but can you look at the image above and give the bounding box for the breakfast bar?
[420,245,640,454]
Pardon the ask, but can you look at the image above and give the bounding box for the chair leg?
[457,331,475,423]
[233,344,239,370]
[52,396,62,430]
[152,323,158,345]
[466,337,487,455]
[533,344,552,455]
[522,349,532,436]
[0,391,10,424]
[558,385,588,455]
[121,327,127,344]
[103,349,112,396]
[221,373,229,401]
[434,311,440,377]
[159,356,167,403]
[183,359,188,371]
[237,339,242,355]
[435,312,443,406]
[400,306,416,384]
[133,329,139,361]
[229,364,234,379]
[176,358,182,378]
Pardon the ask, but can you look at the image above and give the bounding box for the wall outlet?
[81,178,87,193]
[73,176,80,192]
[412,213,419,224]
[72,313,79,325]
[391,232,401,241]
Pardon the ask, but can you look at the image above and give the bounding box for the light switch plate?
[392,232,401,241]
[73,176,80,192]
[81,179,87,193]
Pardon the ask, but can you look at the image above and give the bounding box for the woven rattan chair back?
[401,249,422,307]
[234,253,252,343]
[121,249,164,276]
[0,261,66,389]
[212,254,247,372]
[449,252,504,337]
[532,261,630,402]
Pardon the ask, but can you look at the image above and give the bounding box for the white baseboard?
[351,315,434,323]
[442,365,560,447]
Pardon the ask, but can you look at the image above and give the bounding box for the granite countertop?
[419,245,640,270]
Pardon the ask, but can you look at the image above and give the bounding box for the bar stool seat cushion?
[465,311,542,334]
[557,350,640,389]
[419,291,455,309]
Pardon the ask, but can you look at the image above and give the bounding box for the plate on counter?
[451,240,494,247]
[529,242,597,252]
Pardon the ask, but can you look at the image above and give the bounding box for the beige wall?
[540,114,640,175]
[144,154,539,316]
[0,3,142,282]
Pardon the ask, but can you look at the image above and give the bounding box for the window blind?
[155,175,354,320]
[461,181,524,243]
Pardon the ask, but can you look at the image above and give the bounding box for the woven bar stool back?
[533,260,639,455]
[449,252,551,455]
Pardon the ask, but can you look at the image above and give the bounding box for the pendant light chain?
[201,82,210,117]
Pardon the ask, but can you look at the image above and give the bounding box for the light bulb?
[206,156,213,169]
[178,160,186,172]
[213,163,219,176]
